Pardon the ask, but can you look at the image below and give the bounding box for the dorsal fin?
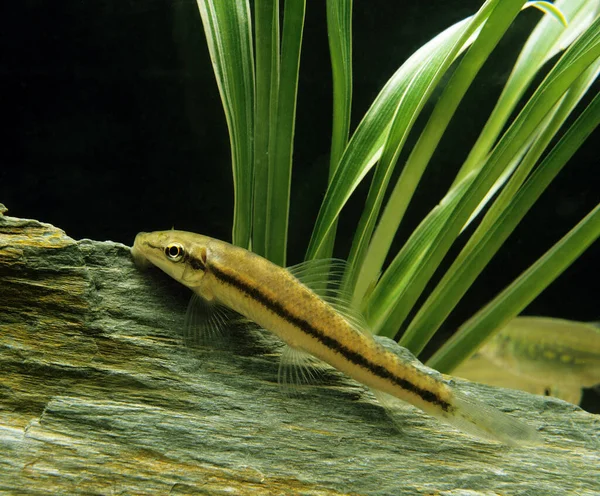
[287,258,370,334]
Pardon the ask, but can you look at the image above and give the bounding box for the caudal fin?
[374,387,541,445]
[443,389,542,446]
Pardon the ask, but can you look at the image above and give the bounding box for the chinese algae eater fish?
[132,230,540,445]
[455,316,600,405]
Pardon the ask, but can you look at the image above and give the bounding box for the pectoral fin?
[184,293,236,346]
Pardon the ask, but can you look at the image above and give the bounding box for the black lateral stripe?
[210,263,452,412]
[186,253,205,271]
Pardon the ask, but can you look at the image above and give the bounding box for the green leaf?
[196,0,255,248]
[428,186,600,374]
[318,0,353,261]
[454,0,596,187]
[362,173,476,329]
[252,0,280,257]
[524,1,568,27]
[326,0,353,176]
[264,0,306,266]
[305,0,500,261]
[352,0,526,303]
[373,14,600,347]
[396,17,600,355]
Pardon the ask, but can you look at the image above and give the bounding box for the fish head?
[131,230,211,290]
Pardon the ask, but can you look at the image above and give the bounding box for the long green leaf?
[361,173,476,322]
[265,0,306,266]
[326,0,353,176]
[345,93,409,299]
[403,66,600,354]
[428,196,600,373]
[196,0,255,248]
[371,16,600,342]
[454,0,598,186]
[252,0,279,257]
[317,0,353,261]
[305,0,499,261]
[352,0,526,303]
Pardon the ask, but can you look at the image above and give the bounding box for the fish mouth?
[131,232,152,269]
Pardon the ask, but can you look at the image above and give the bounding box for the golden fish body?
[454,317,600,404]
[482,317,600,389]
[132,230,540,445]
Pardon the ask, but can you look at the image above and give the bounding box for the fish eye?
[165,243,184,262]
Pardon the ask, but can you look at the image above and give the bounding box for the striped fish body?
[132,230,540,445]
[203,240,453,416]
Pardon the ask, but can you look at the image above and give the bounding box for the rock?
[1,208,598,495]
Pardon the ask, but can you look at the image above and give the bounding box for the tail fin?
[443,389,542,446]
[374,387,541,445]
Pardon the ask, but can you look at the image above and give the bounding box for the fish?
[131,230,540,445]
[455,317,600,405]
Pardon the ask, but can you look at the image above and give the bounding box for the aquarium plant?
[193,0,600,374]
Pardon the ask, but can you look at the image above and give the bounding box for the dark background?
[1,1,598,408]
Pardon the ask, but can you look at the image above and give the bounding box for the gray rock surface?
[1,206,598,495]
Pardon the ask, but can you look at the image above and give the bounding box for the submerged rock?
[1,208,598,495]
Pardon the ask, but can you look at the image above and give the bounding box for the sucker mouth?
[130,240,152,269]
